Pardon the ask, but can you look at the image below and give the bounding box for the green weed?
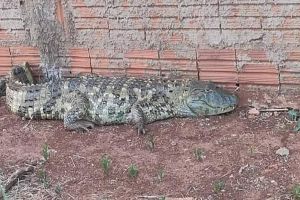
[145,135,155,152]
[41,143,50,162]
[157,168,165,182]
[292,184,300,199]
[194,148,205,161]
[213,180,225,193]
[38,169,50,188]
[100,154,111,175]
[128,164,139,178]
[55,184,62,196]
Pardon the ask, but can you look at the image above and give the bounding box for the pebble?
[276,147,289,157]
[248,108,260,115]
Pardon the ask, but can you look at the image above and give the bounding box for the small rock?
[248,108,260,115]
[270,180,278,186]
[276,147,289,157]
[238,164,249,174]
[171,141,177,146]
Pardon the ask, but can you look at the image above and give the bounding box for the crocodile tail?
[6,79,38,118]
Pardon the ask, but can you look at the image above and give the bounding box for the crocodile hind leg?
[63,91,94,132]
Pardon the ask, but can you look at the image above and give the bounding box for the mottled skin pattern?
[6,67,238,134]
[0,77,6,97]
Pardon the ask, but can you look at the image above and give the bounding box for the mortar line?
[234,49,239,87]
[8,47,13,68]
[217,0,222,34]
[157,44,162,78]
[143,28,147,41]
[87,48,93,74]
[195,49,200,80]
[278,66,282,94]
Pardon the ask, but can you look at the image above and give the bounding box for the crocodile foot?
[137,125,146,135]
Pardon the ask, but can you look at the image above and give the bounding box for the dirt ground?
[1,89,300,200]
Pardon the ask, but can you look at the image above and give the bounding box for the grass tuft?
[213,180,225,193]
[292,184,300,199]
[194,148,205,161]
[100,154,111,175]
[41,143,50,162]
[128,164,139,178]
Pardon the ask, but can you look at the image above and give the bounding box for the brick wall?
[0,0,300,90]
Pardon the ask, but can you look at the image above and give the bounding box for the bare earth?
[0,89,300,200]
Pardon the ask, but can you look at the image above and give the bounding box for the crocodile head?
[177,81,238,117]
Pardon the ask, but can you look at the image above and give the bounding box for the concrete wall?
[0,0,299,89]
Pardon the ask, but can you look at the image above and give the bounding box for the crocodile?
[6,66,238,134]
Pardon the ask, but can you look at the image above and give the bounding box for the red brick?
[287,50,300,61]
[125,50,159,59]
[236,49,269,62]
[280,72,300,85]
[0,30,11,40]
[199,71,237,84]
[160,50,196,60]
[92,59,126,76]
[55,0,65,26]
[160,60,197,72]
[10,47,40,66]
[0,47,12,75]
[126,59,160,77]
[238,63,279,85]
[68,48,89,58]
[197,49,236,61]
[280,61,300,85]
[198,61,236,72]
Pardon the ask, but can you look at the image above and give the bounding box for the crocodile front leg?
[130,103,146,135]
[63,91,94,132]
[129,98,175,135]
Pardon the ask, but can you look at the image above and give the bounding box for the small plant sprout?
[42,143,50,162]
[213,180,225,193]
[128,164,139,178]
[145,135,155,152]
[249,145,256,155]
[55,184,63,196]
[194,148,205,161]
[100,154,111,175]
[288,109,299,121]
[38,169,50,188]
[157,168,165,182]
[292,184,300,199]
